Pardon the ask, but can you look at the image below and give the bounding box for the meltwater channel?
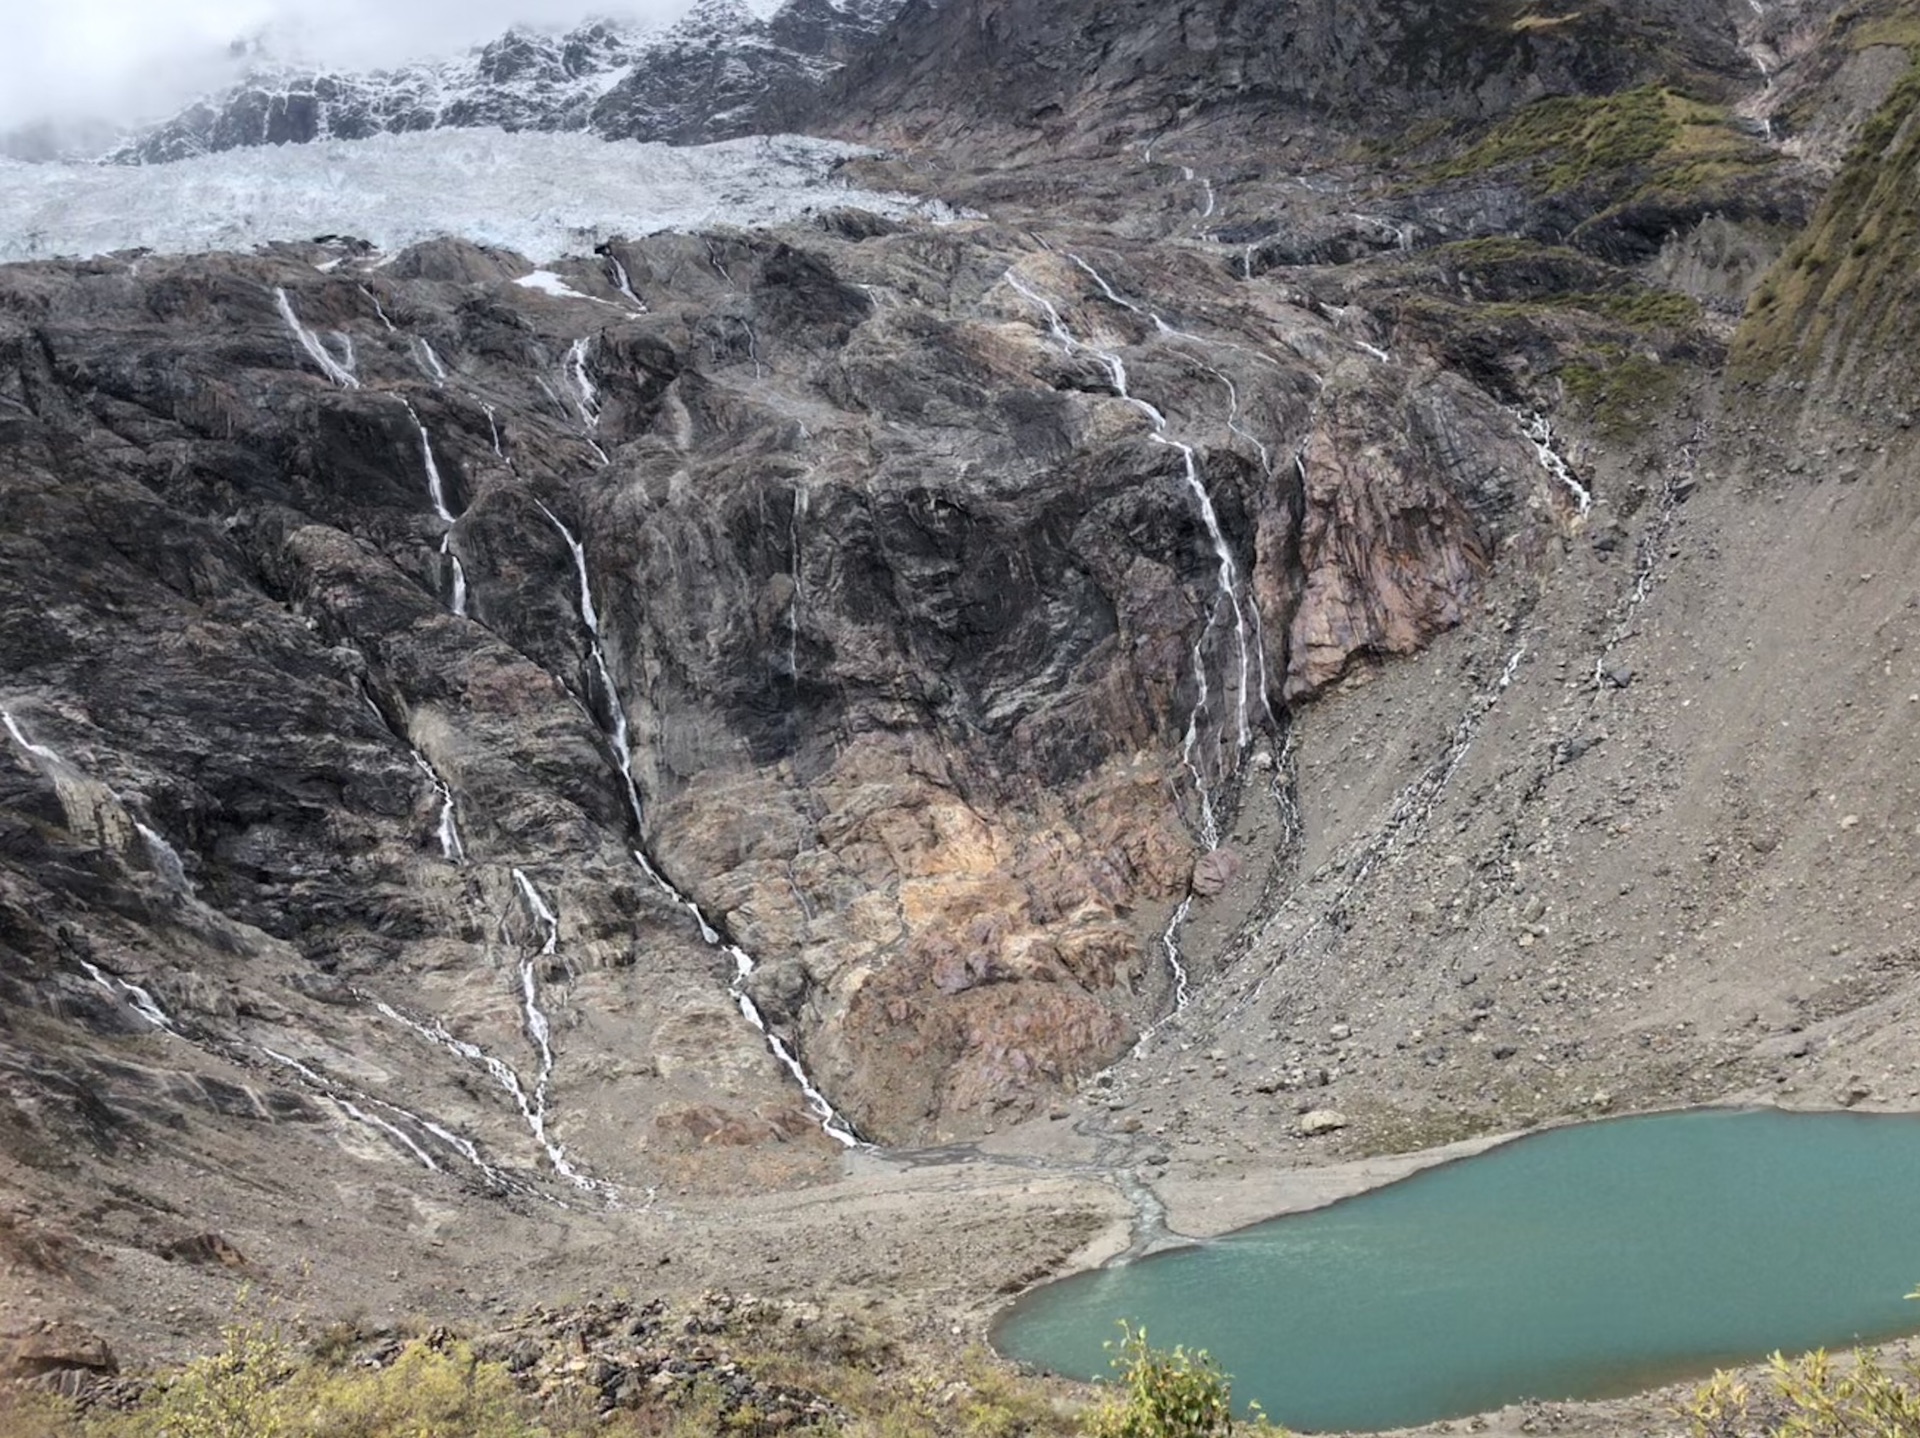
[994,1108,1920,1432]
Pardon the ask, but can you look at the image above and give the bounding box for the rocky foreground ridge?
[6,0,1920,1410]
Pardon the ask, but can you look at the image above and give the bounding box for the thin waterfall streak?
[80,959,178,1032]
[532,500,646,832]
[607,255,647,311]
[445,544,468,618]
[412,754,463,862]
[1162,897,1194,1009]
[1007,266,1256,838]
[1519,410,1592,515]
[402,401,456,523]
[275,288,359,388]
[8,711,201,895]
[1153,434,1252,755]
[135,821,193,894]
[537,490,861,1146]
[359,284,396,331]
[2,710,65,767]
[415,338,449,383]
[333,1097,439,1171]
[513,868,560,956]
[568,338,600,428]
[259,1041,440,1173]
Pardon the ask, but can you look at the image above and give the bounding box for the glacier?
[0,128,949,264]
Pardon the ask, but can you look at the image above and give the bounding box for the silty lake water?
[994,1108,1920,1432]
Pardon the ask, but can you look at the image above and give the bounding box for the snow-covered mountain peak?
[106,0,905,166]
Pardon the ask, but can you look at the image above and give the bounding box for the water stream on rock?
[533,500,861,1146]
[1519,409,1592,516]
[400,399,469,617]
[1004,260,1275,1013]
[274,287,360,389]
[605,254,647,311]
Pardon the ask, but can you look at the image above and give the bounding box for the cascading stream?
[532,500,861,1146]
[5,707,197,896]
[370,998,586,1193]
[359,688,463,862]
[605,254,647,311]
[414,338,449,384]
[567,337,601,429]
[359,284,396,332]
[7,706,523,1183]
[1005,263,1261,840]
[1519,410,1593,516]
[78,958,179,1033]
[1006,259,1284,1014]
[398,398,469,618]
[258,1043,526,1191]
[274,287,359,389]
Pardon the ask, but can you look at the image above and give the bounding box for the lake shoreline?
[990,1101,1920,1437]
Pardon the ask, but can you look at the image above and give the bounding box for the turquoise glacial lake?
[994,1108,1920,1432]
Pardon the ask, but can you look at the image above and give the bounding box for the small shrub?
[1684,1348,1920,1438]
[112,1321,296,1438]
[1082,1324,1280,1438]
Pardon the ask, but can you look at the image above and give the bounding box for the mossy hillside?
[1834,0,1920,57]
[1731,57,1920,383]
[1423,85,1777,225]
[1391,284,1697,437]
[1426,237,1704,326]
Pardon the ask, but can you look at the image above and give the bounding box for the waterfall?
[370,998,594,1190]
[567,338,601,428]
[533,501,861,1147]
[1005,263,1259,823]
[1518,410,1592,515]
[79,959,179,1032]
[2,708,65,766]
[260,1044,521,1188]
[274,287,360,389]
[359,284,396,332]
[606,254,647,311]
[412,755,464,862]
[7,709,200,894]
[1160,898,1194,1010]
[399,398,469,618]
[136,821,194,894]
[1006,258,1284,1014]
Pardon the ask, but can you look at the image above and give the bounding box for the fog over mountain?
[0,0,693,131]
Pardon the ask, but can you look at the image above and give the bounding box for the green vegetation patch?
[1561,348,1683,436]
[1424,85,1776,209]
[1732,58,1920,381]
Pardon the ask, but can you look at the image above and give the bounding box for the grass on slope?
[1732,56,1920,381]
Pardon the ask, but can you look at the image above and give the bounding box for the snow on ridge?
[0,128,953,265]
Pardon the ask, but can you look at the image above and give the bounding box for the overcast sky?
[0,0,690,132]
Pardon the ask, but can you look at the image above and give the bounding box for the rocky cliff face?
[819,0,1761,150]
[0,201,1576,1182]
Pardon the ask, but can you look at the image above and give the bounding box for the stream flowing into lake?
[994,1108,1920,1433]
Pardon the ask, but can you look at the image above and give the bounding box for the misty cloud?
[0,0,691,132]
